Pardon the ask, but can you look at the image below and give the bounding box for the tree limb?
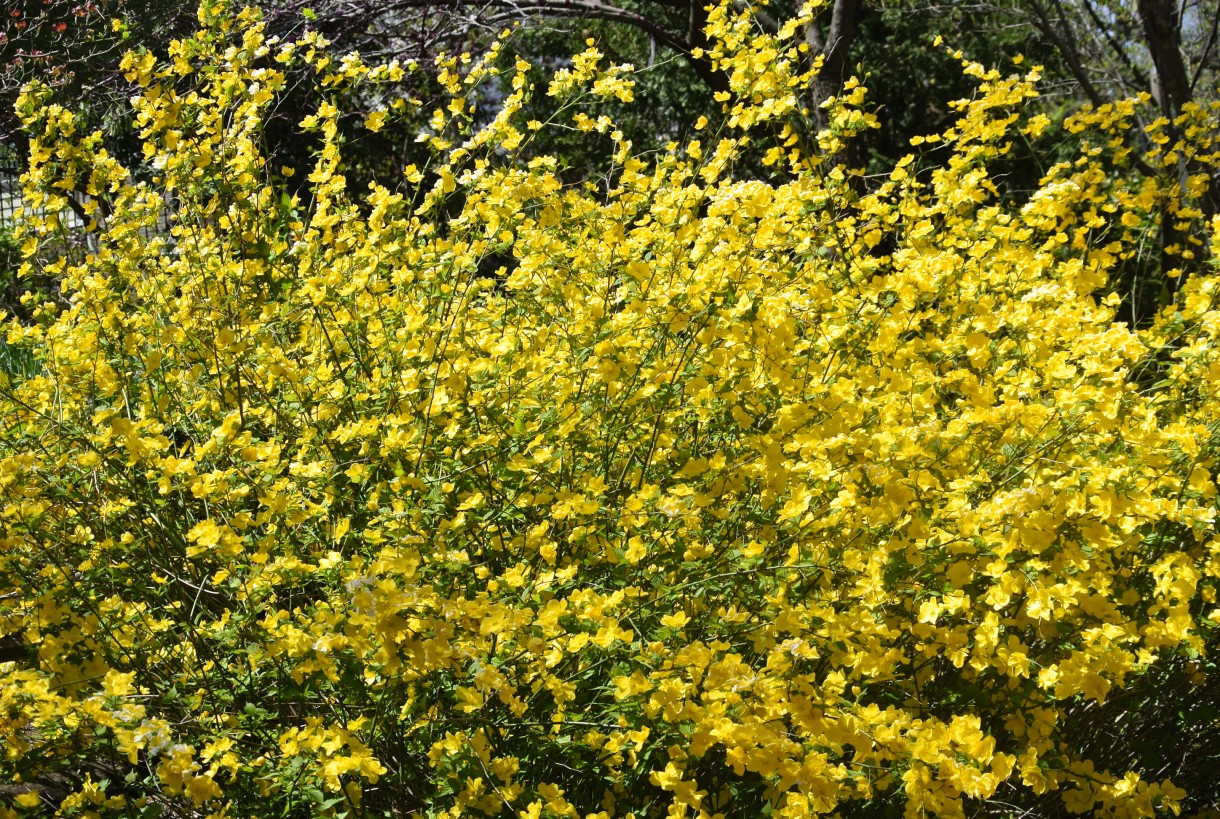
[1019,0,1105,106]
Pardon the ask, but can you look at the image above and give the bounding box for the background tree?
[5,0,1219,325]
[968,0,1220,320]
[0,0,192,148]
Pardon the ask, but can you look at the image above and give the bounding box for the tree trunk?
[1136,0,1192,118]
[1135,0,1215,311]
[806,0,861,133]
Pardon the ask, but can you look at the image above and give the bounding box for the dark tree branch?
[1189,0,1220,93]
[1078,0,1151,95]
[1020,0,1105,105]
[277,0,735,93]
[481,0,732,92]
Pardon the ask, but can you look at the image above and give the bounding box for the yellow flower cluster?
[2,1,1220,817]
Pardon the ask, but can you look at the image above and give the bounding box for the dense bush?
[3,2,1220,816]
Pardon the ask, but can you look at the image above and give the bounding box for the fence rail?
[0,151,24,226]
[1,158,95,234]
[1,147,172,240]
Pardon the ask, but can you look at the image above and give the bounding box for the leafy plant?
[2,2,1220,817]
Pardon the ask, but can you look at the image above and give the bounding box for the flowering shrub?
[3,2,1220,817]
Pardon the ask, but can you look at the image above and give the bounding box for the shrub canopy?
[3,3,1220,817]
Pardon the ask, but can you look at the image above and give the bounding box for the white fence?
[1,148,172,241]
[0,151,24,226]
